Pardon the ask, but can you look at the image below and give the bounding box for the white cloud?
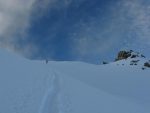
[0,0,37,55]
[0,0,34,35]
[0,0,76,58]
[119,0,150,45]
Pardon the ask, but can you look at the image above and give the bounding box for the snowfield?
[0,49,150,113]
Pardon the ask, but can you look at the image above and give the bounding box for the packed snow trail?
[38,70,61,113]
[38,69,71,113]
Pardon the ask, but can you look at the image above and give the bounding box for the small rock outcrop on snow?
[115,50,145,61]
[102,61,108,65]
[144,61,150,68]
[114,50,150,70]
[115,50,132,61]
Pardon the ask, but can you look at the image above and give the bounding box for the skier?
[46,59,48,64]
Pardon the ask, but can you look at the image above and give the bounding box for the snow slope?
[0,48,150,113]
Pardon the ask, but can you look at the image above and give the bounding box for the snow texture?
[0,48,150,113]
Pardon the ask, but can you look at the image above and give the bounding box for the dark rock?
[141,54,146,58]
[131,60,140,62]
[115,51,131,61]
[103,61,108,64]
[130,60,140,64]
[130,50,133,52]
[144,62,150,68]
[131,55,137,58]
[130,60,140,66]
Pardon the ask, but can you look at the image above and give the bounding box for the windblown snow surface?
[0,48,150,113]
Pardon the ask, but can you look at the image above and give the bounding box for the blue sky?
[0,0,150,63]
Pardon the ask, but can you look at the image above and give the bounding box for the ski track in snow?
[38,70,61,113]
[38,69,71,113]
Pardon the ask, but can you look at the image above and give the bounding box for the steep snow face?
[0,48,150,113]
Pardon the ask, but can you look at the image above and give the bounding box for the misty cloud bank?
[0,0,150,63]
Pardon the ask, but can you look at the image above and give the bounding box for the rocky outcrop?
[114,50,150,70]
[115,50,145,61]
[115,50,132,61]
[144,61,150,68]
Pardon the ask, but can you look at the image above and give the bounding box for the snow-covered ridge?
[0,49,150,113]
